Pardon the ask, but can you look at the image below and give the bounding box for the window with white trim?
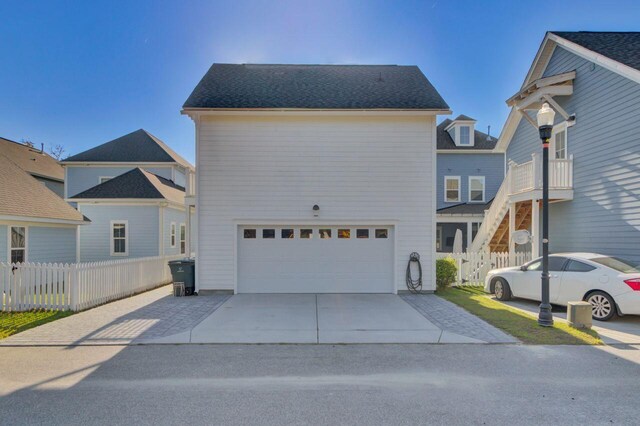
[10,226,27,263]
[444,176,461,202]
[459,126,471,145]
[170,222,176,248]
[180,223,186,254]
[469,176,485,202]
[554,129,567,159]
[111,221,128,256]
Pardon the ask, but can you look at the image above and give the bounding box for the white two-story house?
[182,63,450,294]
[61,129,195,261]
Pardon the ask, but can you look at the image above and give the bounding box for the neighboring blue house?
[0,150,88,264]
[471,31,640,264]
[61,129,195,261]
[436,115,504,252]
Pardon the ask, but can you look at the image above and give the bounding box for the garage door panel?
[238,226,394,293]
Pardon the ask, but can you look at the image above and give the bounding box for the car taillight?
[624,278,640,291]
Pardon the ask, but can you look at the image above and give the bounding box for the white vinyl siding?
[468,176,485,202]
[444,176,461,202]
[196,114,436,292]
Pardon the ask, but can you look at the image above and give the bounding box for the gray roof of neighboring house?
[552,31,640,72]
[69,168,185,205]
[437,201,493,215]
[0,137,65,181]
[437,119,498,150]
[63,129,193,170]
[0,153,86,223]
[183,64,449,110]
[453,114,476,121]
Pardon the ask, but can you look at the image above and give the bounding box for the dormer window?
[459,126,471,146]
[445,115,477,147]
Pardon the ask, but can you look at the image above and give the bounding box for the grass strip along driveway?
[438,286,602,345]
[0,311,73,339]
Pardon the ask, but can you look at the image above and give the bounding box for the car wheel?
[493,278,512,301]
[586,291,616,321]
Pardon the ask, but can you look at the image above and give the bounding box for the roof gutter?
[181,108,452,117]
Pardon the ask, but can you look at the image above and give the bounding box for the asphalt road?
[1,344,639,425]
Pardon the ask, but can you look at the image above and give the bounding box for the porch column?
[509,202,516,265]
[466,221,473,253]
[531,199,540,259]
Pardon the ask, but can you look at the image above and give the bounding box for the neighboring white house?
[0,151,88,264]
[471,31,640,265]
[182,64,450,293]
[61,129,195,261]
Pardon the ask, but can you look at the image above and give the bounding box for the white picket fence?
[0,255,182,312]
[437,251,532,286]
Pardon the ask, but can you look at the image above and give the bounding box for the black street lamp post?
[536,103,555,327]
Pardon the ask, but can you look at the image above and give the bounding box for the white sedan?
[484,253,640,321]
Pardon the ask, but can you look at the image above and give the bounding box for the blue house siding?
[28,226,77,263]
[66,166,175,198]
[162,207,187,256]
[436,153,504,209]
[507,46,640,263]
[77,204,160,261]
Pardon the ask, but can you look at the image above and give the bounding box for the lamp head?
[537,103,555,141]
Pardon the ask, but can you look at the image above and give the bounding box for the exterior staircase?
[469,154,573,254]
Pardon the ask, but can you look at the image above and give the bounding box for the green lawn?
[0,310,73,339]
[437,286,602,345]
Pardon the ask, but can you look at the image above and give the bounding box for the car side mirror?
[520,265,527,271]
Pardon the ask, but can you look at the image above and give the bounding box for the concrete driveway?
[0,285,515,346]
[500,298,640,344]
[192,294,446,344]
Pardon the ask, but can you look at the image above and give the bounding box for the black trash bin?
[168,259,196,296]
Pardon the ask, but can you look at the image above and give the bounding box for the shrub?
[436,257,457,291]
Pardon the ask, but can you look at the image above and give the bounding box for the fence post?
[70,264,79,311]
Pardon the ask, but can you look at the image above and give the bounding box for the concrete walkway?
[1,286,515,345]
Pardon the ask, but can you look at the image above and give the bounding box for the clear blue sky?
[1,0,639,163]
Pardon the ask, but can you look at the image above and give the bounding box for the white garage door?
[238,226,394,293]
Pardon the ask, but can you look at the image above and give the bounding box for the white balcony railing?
[510,153,573,195]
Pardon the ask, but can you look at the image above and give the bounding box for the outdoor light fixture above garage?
[313,204,320,217]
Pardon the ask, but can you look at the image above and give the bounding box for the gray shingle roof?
[63,129,193,170]
[437,119,497,150]
[0,137,64,181]
[552,31,640,72]
[183,64,449,110]
[437,201,493,215]
[453,114,476,121]
[0,153,86,223]
[69,168,185,204]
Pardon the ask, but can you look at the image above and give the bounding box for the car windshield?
[591,257,640,273]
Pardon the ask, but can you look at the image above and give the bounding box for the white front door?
[237,225,394,293]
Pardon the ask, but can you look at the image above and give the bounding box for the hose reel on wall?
[405,252,423,293]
